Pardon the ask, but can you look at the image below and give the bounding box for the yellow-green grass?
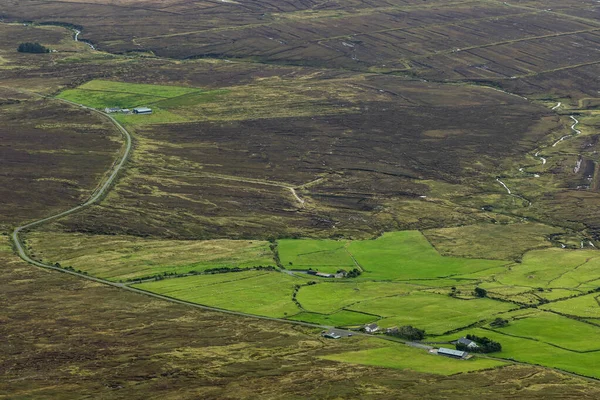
[496,248,600,288]
[288,310,378,327]
[56,80,224,122]
[134,270,304,318]
[436,328,600,379]
[423,222,561,260]
[537,288,584,301]
[323,343,507,376]
[348,231,506,280]
[493,311,600,351]
[296,281,414,314]
[28,233,275,281]
[278,239,354,271]
[541,293,600,318]
[347,291,516,335]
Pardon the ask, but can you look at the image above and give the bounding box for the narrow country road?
[9,96,340,332]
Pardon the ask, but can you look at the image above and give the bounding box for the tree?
[474,287,487,298]
[456,334,502,353]
[17,42,50,53]
[386,325,425,341]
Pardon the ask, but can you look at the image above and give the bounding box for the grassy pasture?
[57,79,201,109]
[323,343,507,376]
[288,310,378,327]
[278,239,354,271]
[348,231,506,280]
[134,270,304,318]
[437,328,600,379]
[541,293,600,318]
[28,232,275,281]
[493,311,600,352]
[496,248,600,288]
[348,291,515,335]
[296,281,414,314]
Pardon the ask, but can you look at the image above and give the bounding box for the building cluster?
[104,107,152,115]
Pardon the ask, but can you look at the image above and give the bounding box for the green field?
[278,239,354,271]
[56,80,227,125]
[348,291,516,335]
[347,232,507,280]
[57,79,200,108]
[541,293,600,318]
[134,270,304,318]
[323,343,507,375]
[296,281,413,314]
[492,311,600,351]
[288,310,378,327]
[496,248,600,288]
[437,327,600,379]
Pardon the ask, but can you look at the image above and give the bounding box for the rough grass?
[323,343,508,376]
[423,222,562,260]
[28,232,275,281]
[134,270,304,318]
[347,291,516,335]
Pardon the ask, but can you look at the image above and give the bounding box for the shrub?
[474,287,487,298]
[456,334,502,353]
[17,42,50,53]
[489,317,509,328]
[386,325,425,341]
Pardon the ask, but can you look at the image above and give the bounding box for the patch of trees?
[17,42,50,53]
[386,325,425,341]
[489,317,509,328]
[474,287,487,298]
[456,334,502,353]
[338,268,362,278]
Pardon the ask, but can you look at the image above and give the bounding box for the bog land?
[2,1,600,397]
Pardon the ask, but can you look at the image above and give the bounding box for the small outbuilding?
[457,337,479,349]
[322,331,342,339]
[438,347,467,359]
[363,323,379,333]
[133,107,153,114]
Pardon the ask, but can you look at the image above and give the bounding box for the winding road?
[8,96,338,332]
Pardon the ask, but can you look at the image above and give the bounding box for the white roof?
[438,347,466,357]
[134,107,152,112]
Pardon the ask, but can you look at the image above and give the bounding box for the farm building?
[104,108,131,114]
[315,272,334,278]
[438,347,467,359]
[133,107,153,114]
[322,331,341,339]
[457,337,479,349]
[386,327,399,335]
[363,323,379,333]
